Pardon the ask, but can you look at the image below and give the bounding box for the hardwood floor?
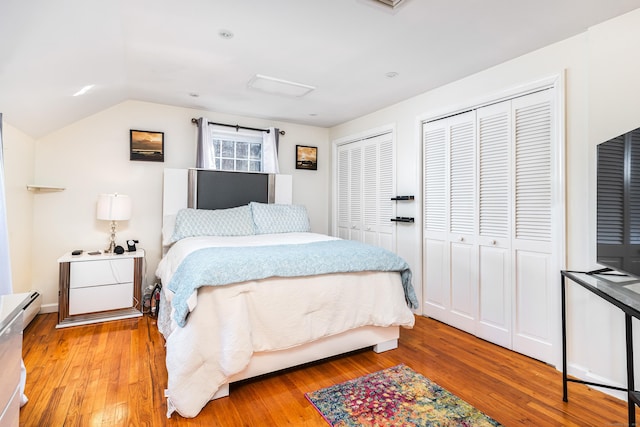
[20,313,631,426]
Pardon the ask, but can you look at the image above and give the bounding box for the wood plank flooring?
[20,313,632,426]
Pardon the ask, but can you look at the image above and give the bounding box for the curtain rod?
[191,118,285,135]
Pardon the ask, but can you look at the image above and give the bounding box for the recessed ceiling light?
[189,92,199,98]
[218,29,234,39]
[72,84,95,97]
[385,71,399,78]
[248,74,315,97]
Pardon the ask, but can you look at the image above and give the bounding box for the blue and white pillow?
[170,206,254,242]
[250,202,311,234]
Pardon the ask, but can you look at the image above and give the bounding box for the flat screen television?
[596,127,640,277]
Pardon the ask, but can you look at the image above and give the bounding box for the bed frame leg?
[212,383,230,400]
[373,339,398,353]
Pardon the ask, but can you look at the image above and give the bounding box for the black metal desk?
[561,270,640,426]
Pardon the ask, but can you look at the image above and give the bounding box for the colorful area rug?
[305,364,502,427]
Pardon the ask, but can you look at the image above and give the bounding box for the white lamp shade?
[96,194,132,221]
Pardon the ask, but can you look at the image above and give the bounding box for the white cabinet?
[69,257,134,315]
[0,294,28,427]
[422,89,560,364]
[57,250,144,328]
[337,132,396,251]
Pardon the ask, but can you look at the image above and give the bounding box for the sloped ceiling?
[2,0,640,138]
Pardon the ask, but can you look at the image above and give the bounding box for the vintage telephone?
[127,239,139,252]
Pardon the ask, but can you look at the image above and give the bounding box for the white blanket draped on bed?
[156,233,416,418]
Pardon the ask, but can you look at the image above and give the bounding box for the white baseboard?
[567,362,626,401]
[39,303,58,314]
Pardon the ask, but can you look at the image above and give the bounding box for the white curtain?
[0,114,26,406]
[0,113,12,296]
[263,127,280,174]
[195,117,216,169]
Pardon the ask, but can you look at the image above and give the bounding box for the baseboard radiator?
[21,291,41,330]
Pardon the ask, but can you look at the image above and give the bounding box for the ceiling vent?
[248,74,315,98]
[374,0,405,9]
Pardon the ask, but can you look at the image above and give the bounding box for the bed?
[157,168,418,418]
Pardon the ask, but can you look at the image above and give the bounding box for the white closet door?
[448,114,478,332]
[423,111,476,330]
[336,133,396,250]
[476,100,512,348]
[511,89,555,363]
[349,145,363,242]
[362,135,395,251]
[423,119,449,322]
[337,147,351,240]
[363,142,379,245]
[422,87,559,365]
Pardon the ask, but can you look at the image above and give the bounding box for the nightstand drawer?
[69,282,133,315]
[70,258,133,289]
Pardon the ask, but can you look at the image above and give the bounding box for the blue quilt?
[168,239,419,327]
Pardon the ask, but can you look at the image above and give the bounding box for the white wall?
[6,100,329,310]
[329,8,640,399]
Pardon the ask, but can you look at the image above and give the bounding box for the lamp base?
[105,220,117,254]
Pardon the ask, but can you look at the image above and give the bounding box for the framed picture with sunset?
[295,145,317,170]
[130,130,164,162]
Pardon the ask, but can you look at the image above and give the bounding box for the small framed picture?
[130,130,164,162]
[296,145,317,170]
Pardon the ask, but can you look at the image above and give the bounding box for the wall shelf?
[26,185,65,192]
[391,217,415,223]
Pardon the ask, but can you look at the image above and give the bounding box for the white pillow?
[249,202,310,234]
[170,206,255,242]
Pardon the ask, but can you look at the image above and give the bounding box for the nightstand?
[57,250,144,328]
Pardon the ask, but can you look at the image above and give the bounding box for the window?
[211,129,263,172]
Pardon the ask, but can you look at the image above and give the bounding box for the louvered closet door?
[337,144,363,241]
[447,113,478,332]
[349,145,363,242]
[362,134,395,251]
[336,133,396,250]
[510,89,555,363]
[423,111,477,331]
[337,145,354,240]
[423,119,449,321]
[422,88,559,365]
[476,100,512,348]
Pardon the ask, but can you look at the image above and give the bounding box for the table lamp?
[96,193,132,253]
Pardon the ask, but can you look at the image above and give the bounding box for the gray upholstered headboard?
[162,168,292,220]
[188,169,274,210]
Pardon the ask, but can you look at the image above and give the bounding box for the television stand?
[561,270,640,426]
